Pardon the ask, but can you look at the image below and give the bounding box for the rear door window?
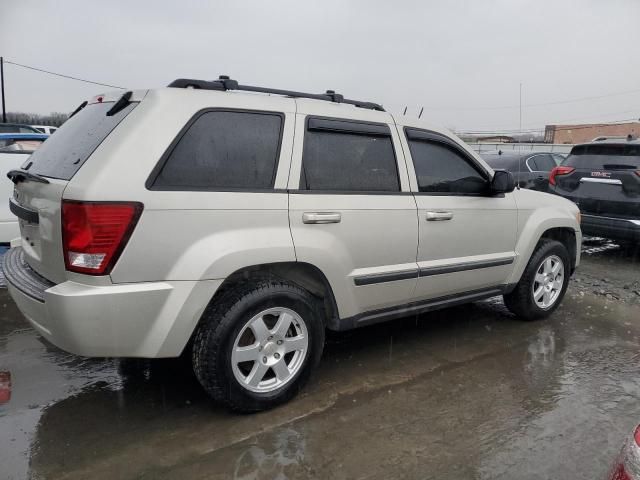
[151,110,283,190]
[27,101,138,180]
[300,118,399,192]
[564,144,640,170]
[528,154,556,172]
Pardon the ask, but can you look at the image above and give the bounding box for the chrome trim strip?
[580,177,622,185]
[353,269,418,286]
[419,257,515,277]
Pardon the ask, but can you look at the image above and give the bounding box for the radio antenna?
[517,82,523,190]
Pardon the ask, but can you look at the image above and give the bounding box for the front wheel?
[504,239,571,321]
[192,280,325,412]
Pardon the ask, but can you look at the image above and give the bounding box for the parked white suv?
[4,78,581,411]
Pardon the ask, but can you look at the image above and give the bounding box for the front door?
[399,127,518,302]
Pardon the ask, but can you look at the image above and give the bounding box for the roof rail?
[167,76,385,112]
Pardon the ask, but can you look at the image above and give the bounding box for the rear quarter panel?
[63,89,298,283]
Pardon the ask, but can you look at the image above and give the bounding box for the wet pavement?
[1,241,639,480]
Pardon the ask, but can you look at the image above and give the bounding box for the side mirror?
[491,169,515,194]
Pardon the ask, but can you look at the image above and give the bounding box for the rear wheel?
[504,239,570,320]
[192,280,325,412]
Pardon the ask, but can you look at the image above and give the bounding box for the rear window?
[26,101,138,180]
[565,144,640,170]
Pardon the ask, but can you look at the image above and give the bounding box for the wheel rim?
[532,255,565,309]
[231,307,309,393]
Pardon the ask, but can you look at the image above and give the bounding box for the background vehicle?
[0,123,41,134]
[3,80,581,412]
[31,125,58,135]
[549,138,640,244]
[480,151,565,192]
[608,424,640,480]
[0,133,48,242]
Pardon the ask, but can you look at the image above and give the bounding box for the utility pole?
[1,57,6,123]
[519,82,522,139]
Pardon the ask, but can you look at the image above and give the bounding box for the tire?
[192,279,325,412]
[504,239,571,321]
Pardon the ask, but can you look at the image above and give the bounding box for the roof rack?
[167,76,385,112]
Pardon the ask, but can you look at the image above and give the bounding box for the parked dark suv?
[480,151,565,192]
[549,137,640,243]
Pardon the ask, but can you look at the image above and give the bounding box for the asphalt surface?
[1,240,639,480]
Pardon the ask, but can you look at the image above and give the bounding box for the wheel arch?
[509,213,580,285]
[199,261,341,332]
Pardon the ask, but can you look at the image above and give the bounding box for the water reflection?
[1,286,638,479]
[233,428,306,480]
[0,371,11,405]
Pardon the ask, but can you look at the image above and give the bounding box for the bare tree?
[5,112,68,127]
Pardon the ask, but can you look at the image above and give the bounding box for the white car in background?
[0,133,48,242]
[31,125,58,135]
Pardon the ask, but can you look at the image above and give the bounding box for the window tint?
[528,154,556,172]
[301,124,399,191]
[28,102,138,180]
[154,111,283,190]
[408,139,488,194]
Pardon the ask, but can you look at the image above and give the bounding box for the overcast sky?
[2,0,639,132]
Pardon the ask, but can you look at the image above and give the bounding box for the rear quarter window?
[26,101,138,180]
[150,110,283,190]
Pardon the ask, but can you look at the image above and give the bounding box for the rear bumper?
[581,214,640,242]
[3,247,221,358]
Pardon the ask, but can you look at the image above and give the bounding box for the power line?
[421,87,640,111]
[4,60,125,90]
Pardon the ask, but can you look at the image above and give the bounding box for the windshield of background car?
[564,144,640,169]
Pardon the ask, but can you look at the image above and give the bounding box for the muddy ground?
[1,240,639,480]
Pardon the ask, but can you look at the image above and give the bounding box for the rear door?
[288,105,418,320]
[10,97,139,283]
[554,143,640,219]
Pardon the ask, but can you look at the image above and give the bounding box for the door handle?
[302,212,342,224]
[426,211,453,221]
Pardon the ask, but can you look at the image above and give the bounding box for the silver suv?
[4,77,581,411]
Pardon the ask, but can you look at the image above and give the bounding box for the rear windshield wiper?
[69,100,88,119]
[106,91,132,116]
[7,169,50,184]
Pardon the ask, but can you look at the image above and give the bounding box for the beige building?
[544,121,640,144]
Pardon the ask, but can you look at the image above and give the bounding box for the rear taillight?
[62,201,143,275]
[635,171,640,178]
[549,166,575,186]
